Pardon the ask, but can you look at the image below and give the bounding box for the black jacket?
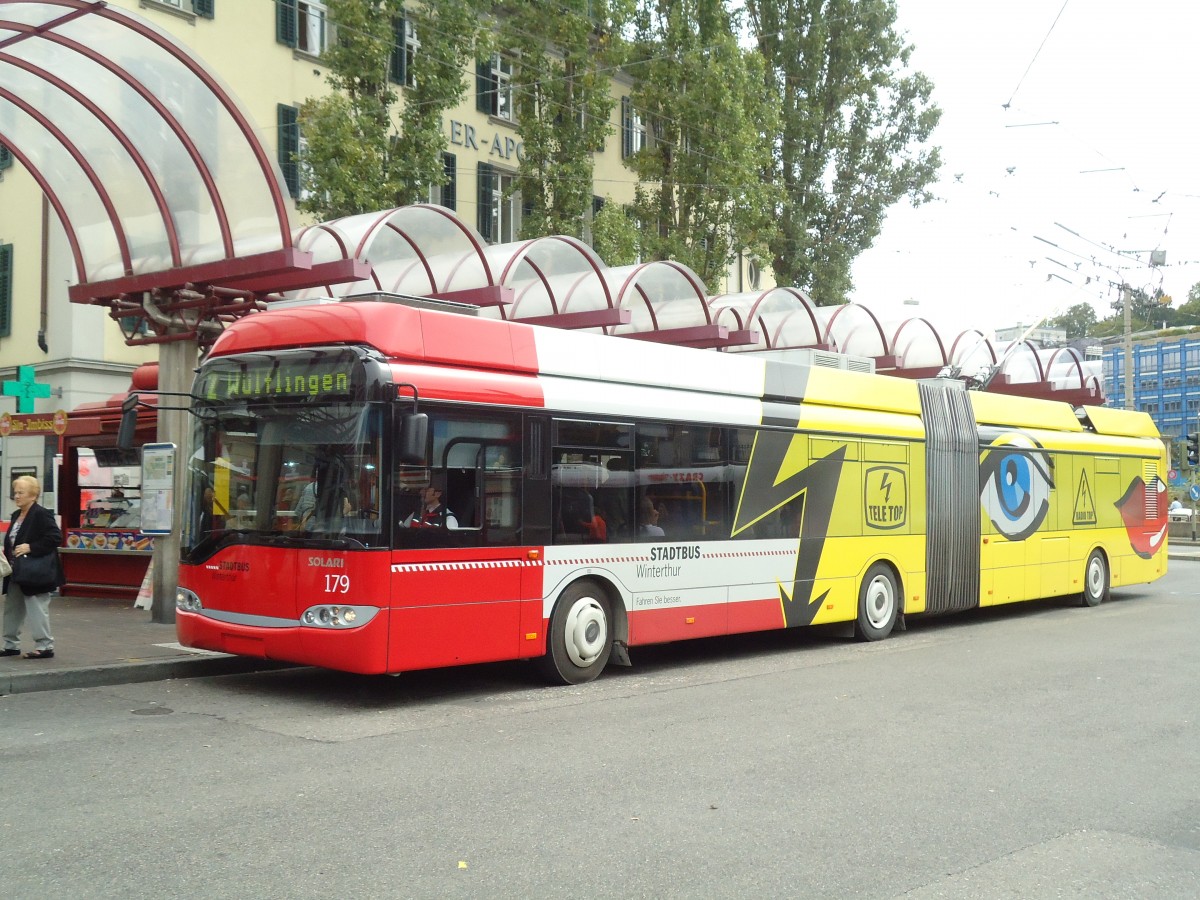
[4,502,63,594]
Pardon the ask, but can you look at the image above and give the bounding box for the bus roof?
[209,300,1157,442]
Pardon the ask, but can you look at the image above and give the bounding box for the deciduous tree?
[298,0,484,219]
[746,0,941,305]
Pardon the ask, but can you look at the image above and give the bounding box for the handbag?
[12,550,61,594]
[0,552,10,579]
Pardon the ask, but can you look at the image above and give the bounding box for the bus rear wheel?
[1081,549,1109,607]
[539,579,613,685]
[855,563,898,641]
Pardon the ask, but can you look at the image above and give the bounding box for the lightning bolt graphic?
[733,430,846,628]
[881,472,892,504]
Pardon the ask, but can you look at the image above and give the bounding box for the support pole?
[1122,283,1133,410]
[150,335,198,624]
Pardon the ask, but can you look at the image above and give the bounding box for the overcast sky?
[850,0,1200,337]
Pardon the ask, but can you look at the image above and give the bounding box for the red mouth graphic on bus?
[1115,475,1168,559]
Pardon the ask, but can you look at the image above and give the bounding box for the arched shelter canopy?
[711,288,823,351]
[0,0,312,305]
[289,206,754,347]
[489,236,621,329]
[888,316,948,372]
[293,205,495,303]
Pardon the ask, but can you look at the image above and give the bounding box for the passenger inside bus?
[639,496,665,537]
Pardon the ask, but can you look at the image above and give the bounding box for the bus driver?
[403,479,458,529]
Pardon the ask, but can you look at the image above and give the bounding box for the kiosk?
[57,364,158,600]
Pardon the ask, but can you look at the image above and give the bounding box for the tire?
[855,563,899,641]
[1081,549,1109,607]
[538,579,613,685]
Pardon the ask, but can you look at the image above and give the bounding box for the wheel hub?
[564,597,607,668]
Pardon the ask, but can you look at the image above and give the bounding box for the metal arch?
[498,234,606,286]
[294,222,352,260]
[0,0,99,51]
[0,50,182,267]
[503,254,553,320]
[0,132,85,276]
[29,28,235,259]
[0,85,133,273]
[612,260,713,330]
[890,317,948,368]
[822,303,890,355]
[352,208,403,260]
[744,287,820,335]
[359,204,497,287]
[94,5,292,252]
[499,235,614,318]
[1044,346,1087,389]
[949,329,996,365]
[379,221,438,294]
[995,340,1048,383]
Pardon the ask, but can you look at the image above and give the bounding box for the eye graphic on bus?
[1115,474,1168,559]
[979,434,1054,541]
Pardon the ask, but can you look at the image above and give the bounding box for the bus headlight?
[176,587,203,612]
[300,604,377,629]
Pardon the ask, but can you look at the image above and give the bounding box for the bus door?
[389,413,528,671]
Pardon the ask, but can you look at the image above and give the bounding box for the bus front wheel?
[855,563,898,641]
[1081,549,1109,607]
[539,579,613,685]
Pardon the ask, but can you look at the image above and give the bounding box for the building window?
[0,243,12,338]
[390,12,418,87]
[149,0,214,15]
[621,96,647,159]
[476,54,514,121]
[277,0,329,56]
[277,104,300,199]
[0,141,11,171]
[477,163,521,243]
[430,153,457,211]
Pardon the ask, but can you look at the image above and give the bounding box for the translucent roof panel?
[712,288,820,351]
[605,262,711,334]
[495,237,610,321]
[290,206,490,299]
[820,303,889,358]
[889,317,947,369]
[0,1,291,285]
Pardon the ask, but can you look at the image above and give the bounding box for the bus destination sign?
[199,355,360,402]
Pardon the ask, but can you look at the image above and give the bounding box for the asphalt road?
[2,567,1198,899]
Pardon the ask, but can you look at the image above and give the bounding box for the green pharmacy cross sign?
[2,365,52,413]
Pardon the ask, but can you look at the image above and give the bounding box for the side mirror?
[398,412,428,466]
[117,393,139,450]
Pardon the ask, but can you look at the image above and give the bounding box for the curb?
[0,655,294,697]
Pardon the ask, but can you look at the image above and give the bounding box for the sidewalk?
[0,595,289,696]
[3,545,1199,697]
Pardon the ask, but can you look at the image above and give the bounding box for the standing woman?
[2,475,62,659]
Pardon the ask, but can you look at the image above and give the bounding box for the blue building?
[1102,332,1200,447]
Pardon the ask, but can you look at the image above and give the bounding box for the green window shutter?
[441,153,457,211]
[0,244,13,339]
[477,163,495,242]
[476,60,496,115]
[276,0,297,48]
[194,0,215,18]
[0,142,11,170]
[277,104,300,198]
[389,11,406,85]
[621,96,633,159]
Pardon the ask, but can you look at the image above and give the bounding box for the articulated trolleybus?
[175,298,1167,683]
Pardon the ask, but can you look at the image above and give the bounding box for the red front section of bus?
[177,545,546,675]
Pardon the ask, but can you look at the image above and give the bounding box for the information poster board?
[140,443,176,535]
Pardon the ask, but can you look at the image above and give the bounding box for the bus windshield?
[183,400,384,556]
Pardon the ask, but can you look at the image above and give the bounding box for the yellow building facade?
[0,0,762,509]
